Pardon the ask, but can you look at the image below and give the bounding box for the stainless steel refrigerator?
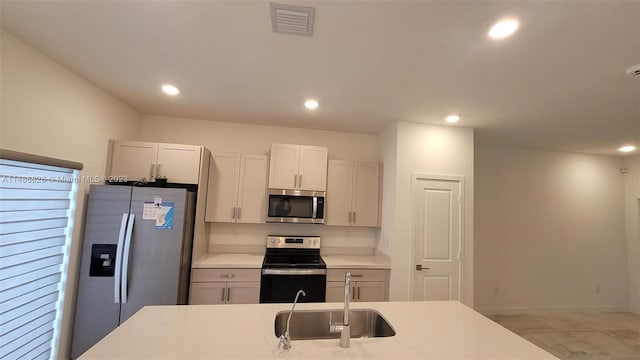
[71,185,195,359]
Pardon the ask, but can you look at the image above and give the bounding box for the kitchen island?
[79,301,555,359]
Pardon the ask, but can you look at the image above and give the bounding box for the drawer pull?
[350,274,364,278]
[221,274,235,278]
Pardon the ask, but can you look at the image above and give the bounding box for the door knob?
[416,264,430,271]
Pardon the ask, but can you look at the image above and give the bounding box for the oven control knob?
[313,239,318,245]
[270,238,276,244]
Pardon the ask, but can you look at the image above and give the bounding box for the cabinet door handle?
[156,164,161,177]
[353,212,356,224]
[150,164,155,180]
[237,207,241,220]
[232,207,236,220]
[350,274,363,278]
[357,286,360,300]
[221,288,226,302]
[352,286,356,300]
[298,174,302,188]
[294,174,298,188]
[416,265,430,271]
[348,211,352,224]
[226,287,231,302]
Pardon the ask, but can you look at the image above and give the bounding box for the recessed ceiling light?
[445,115,461,123]
[161,84,180,96]
[618,145,637,153]
[304,99,319,110]
[488,18,520,39]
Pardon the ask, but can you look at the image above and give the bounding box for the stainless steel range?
[259,236,327,303]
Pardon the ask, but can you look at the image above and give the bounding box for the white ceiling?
[1,0,639,155]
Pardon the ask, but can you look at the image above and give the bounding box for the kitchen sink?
[274,309,396,340]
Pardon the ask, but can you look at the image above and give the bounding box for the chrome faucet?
[278,290,306,350]
[329,271,351,348]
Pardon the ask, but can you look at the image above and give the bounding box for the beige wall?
[139,115,379,162]
[138,114,380,253]
[379,121,474,305]
[623,155,640,314]
[0,29,141,359]
[377,122,397,258]
[474,141,629,314]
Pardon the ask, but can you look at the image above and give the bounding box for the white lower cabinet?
[325,269,388,302]
[189,268,260,304]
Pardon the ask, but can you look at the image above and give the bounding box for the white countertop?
[192,253,264,268]
[192,253,390,270]
[79,301,556,359]
[322,254,390,269]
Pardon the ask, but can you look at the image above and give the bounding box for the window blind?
[0,158,79,360]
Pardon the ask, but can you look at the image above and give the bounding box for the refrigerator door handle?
[121,213,135,304]
[114,213,129,304]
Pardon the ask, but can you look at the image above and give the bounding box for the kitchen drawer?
[191,268,260,282]
[326,269,386,282]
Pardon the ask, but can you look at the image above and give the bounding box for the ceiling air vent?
[626,64,640,77]
[270,2,315,36]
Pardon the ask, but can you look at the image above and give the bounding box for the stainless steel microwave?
[266,189,325,224]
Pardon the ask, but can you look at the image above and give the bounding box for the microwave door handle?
[312,196,318,219]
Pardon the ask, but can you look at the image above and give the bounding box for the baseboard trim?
[476,305,630,316]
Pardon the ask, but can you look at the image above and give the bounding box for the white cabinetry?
[326,160,379,227]
[108,140,202,184]
[326,269,387,302]
[189,268,260,304]
[205,153,268,223]
[268,144,328,191]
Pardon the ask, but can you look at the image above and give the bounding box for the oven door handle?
[262,268,327,275]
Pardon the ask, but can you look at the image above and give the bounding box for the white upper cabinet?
[206,153,241,222]
[268,144,328,191]
[109,140,202,184]
[353,162,380,227]
[110,141,158,182]
[268,144,299,189]
[298,146,329,191]
[206,152,268,223]
[157,143,202,184]
[326,160,354,226]
[326,160,380,227]
[237,155,269,223]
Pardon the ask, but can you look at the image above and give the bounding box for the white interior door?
[411,176,462,301]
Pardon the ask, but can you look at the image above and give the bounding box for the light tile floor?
[489,312,640,359]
